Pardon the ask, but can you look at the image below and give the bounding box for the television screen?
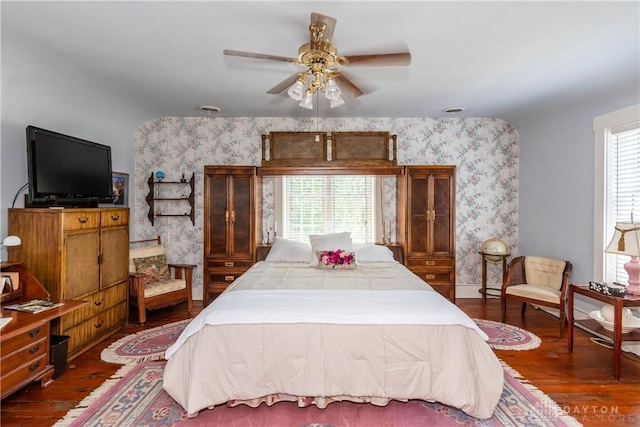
[26,126,113,206]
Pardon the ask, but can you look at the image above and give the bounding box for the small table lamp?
[605,221,640,294]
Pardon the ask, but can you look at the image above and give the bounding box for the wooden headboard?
[255,244,404,264]
[261,131,398,168]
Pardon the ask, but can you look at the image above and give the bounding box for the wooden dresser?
[0,262,87,399]
[7,208,129,360]
[402,166,456,301]
[203,166,257,305]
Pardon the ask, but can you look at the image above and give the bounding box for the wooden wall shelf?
[146,172,195,225]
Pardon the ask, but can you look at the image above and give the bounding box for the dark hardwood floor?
[1,297,638,426]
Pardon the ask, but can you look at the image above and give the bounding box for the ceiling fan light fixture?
[299,92,314,109]
[329,95,345,109]
[324,78,341,100]
[287,80,305,101]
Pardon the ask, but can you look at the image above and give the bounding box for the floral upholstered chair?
[501,255,572,337]
[128,236,195,325]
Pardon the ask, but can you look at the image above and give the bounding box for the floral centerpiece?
[317,249,356,269]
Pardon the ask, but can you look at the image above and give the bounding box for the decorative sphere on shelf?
[155,171,165,182]
[480,238,509,263]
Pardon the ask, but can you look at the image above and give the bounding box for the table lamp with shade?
[605,221,640,295]
[1,235,21,261]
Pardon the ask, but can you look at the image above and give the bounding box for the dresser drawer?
[0,353,49,392]
[65,301,127,357]
[207,259,253,269]
[60,282,127,330]
[1,323,49,377]
[406,258,454,268]
[101,209,129,227]
[62,211,101,230]
[208,271,248,284]
[1,323,48,355]
[1,336,47,374]
[409,268,454,284]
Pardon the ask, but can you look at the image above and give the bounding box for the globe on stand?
[480,238,509,263]
[155,171,165,182]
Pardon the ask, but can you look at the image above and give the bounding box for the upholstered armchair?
[128,236,195,325]
[501,256,573,337]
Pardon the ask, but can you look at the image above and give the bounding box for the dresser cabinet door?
[64,230,100,299]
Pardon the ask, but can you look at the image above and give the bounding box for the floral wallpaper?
[134,117,518,297]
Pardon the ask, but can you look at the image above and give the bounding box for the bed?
[163,235,504,419]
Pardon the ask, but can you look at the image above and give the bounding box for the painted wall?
[134,117,518,298]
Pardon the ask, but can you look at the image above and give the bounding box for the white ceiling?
[3,1,639,123]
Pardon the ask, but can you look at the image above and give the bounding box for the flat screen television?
[26,126,113,207]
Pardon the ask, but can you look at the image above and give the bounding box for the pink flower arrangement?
[318,249,355,268]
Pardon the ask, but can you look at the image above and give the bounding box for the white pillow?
[308,232,353,266]
[265,237,313,263]
[353,244,396,263]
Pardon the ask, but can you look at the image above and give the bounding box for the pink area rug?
[474,318,541,351]
[54,361,581,427]
[101,318,540,365]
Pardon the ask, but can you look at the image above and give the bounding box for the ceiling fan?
[223,12,411,109]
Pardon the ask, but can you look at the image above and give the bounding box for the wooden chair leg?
[559,310,565,338]
[501,297,507,323]
[521,302,527,317]
[137,292,147,325]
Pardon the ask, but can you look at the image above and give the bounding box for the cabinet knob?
[94,321,104,329]
[94,299,104,306]
[29,344,41,354]
[77,215,89,223]
[425,261,435,266]
[224,276,235,281]
[224,261,234,267]
[29,361,41,372]
[29,327,42,338]
[110,214,120,221]
[425,274,435,280]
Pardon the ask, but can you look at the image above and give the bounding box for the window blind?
[606,125,640,281]
[283,175,375,243]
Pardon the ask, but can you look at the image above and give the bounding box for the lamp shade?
[1,235,21,247]
[605,222,640,257]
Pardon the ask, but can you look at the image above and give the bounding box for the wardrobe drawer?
[207,259,253,269]
[65,301,127,357]
[406,258,454,268]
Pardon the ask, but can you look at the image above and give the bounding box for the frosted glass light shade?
[329,95,345,109]
[324,79,342,100]
[287,81,305,101]
[299,92,314,109]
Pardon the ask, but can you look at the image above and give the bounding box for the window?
[282,175,376,243]
[594,104,640,282]
[604,125,640,282]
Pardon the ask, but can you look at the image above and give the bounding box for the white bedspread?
[163,261,504,419]
[166,289,487,359]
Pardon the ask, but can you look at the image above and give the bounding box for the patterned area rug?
[474,318,542,351]
[101,318,540,365]
[54,361,581,427]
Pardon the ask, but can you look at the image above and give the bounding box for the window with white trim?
[604,124,640,282]
[281,175,376,243]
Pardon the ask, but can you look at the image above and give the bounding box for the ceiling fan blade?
[310,12,337,44]
[343,52,412,67]
[267,73,301,94]
[334,73,364,98]
[223,49,295,63]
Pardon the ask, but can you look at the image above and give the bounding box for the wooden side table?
[567,284,640,380]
